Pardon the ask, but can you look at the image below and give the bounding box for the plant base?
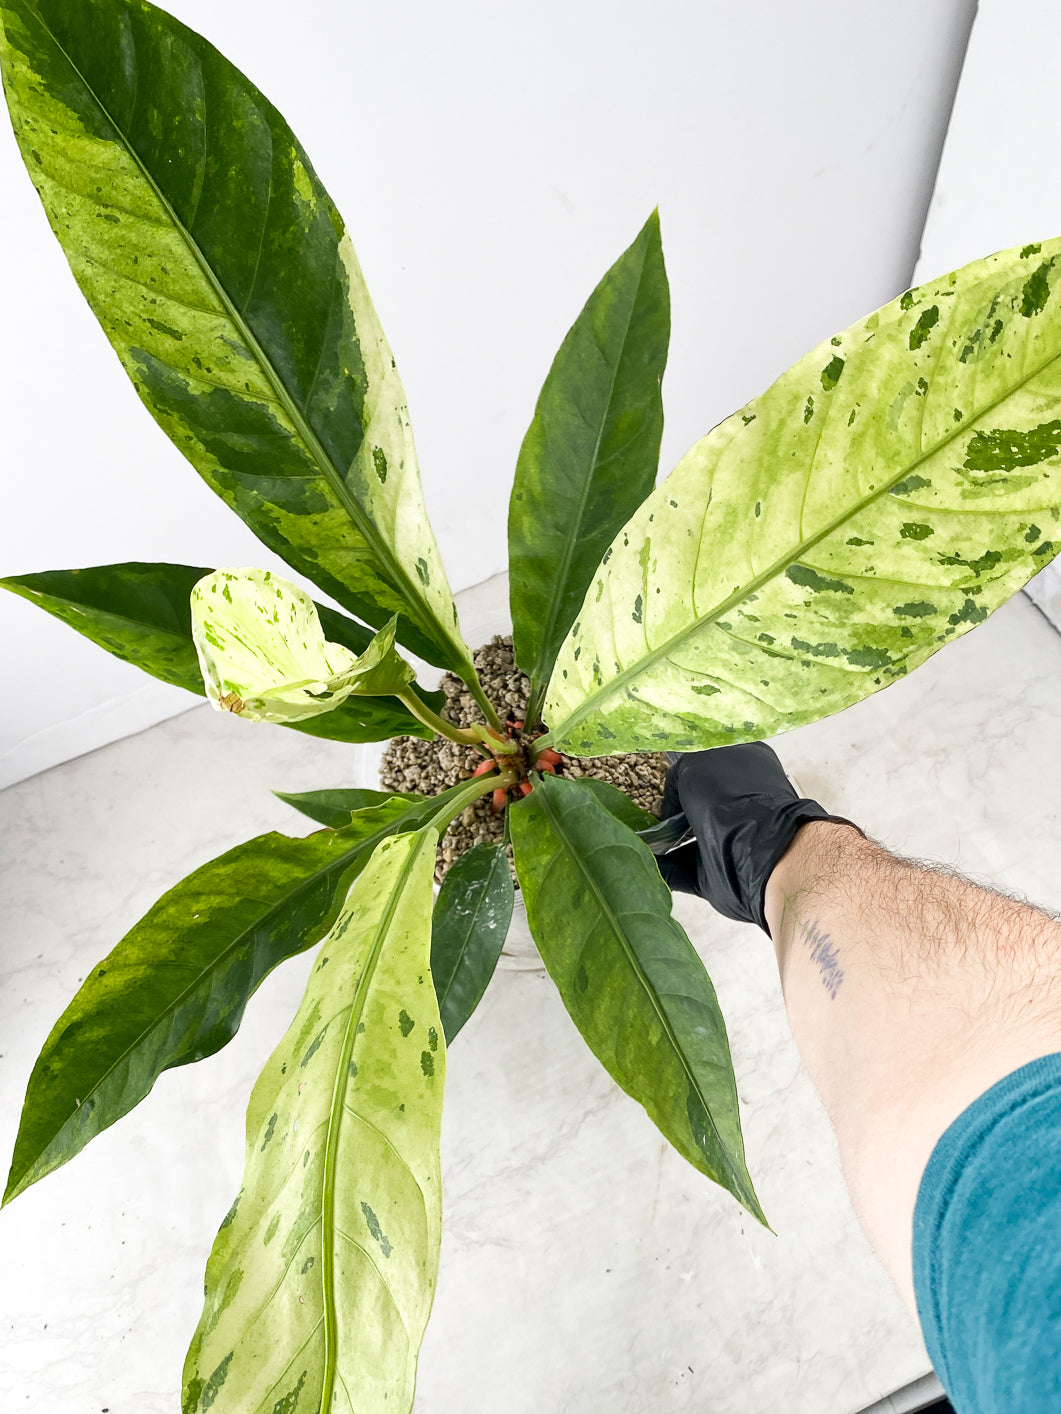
[379,636,669,884]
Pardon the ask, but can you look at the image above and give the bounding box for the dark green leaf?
[509,210,669,695]
[3,787,468,1205]
[0,563,444,743]
[431,843,514,1042]
[510,773,768,1226]
[0,0,472,673]
[274,786,422,830]
[569,775,658,832]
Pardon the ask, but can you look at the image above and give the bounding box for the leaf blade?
[182,828,444,1414]
[431,843,514,1042]
[0,563,442,743]
[544,236,1061,754]
[3,788,466,1205]
[509,210,669,691]
[510,774,767,1225]
[0,0,469,671]
[274,787,423,831]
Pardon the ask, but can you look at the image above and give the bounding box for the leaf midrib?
[546,327,1061,745]
[32,14,457,667]
[535,786,740,1188]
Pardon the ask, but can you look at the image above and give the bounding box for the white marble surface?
[3,574,1061,1413]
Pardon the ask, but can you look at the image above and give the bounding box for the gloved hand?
[657,743,866,939]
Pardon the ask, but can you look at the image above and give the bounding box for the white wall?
[913,0,1061,635]
[0,0,977,787]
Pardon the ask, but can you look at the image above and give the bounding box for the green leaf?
[183,828,443,1414]
[0,563,442,743]
[190,569,413,723]
[571,776,658,833]
[510,773,767,1226]
[3,789,466,1205]
[431,843,514,1042]
[275,787,422,831]
[543,236,1061,755]
[509,210,669,697]
[0,0,470,674]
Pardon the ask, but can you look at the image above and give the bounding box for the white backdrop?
[0,0,977,786]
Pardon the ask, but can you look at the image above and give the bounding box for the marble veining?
[2,575,1060,1412]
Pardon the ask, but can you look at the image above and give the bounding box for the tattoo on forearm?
[800,918,845,998]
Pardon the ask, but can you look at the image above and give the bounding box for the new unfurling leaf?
[190,568,414,723]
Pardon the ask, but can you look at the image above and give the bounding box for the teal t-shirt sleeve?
[911,1049,1061,1413]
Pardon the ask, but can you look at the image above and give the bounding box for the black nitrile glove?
[657,743,866,939]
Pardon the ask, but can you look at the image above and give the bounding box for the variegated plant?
[3,0,1060,1408]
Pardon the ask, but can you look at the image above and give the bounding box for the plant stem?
[425,768,517,835]
[458,656,505,733]
[395,691,480,747]
[524,677,546,733]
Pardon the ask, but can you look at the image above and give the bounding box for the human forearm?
[764,819,1061,1314]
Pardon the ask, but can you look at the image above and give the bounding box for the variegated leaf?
[543,236,1061,755]
[0,0,470,673]
[183,828,444,1414]
[191,569,412,723]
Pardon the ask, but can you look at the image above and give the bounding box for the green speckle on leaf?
[263,1212,281,1246]
[361,1203,393,1257]
[786,564,854,595]
[846,536,873,546]
[964,421,1061,471]
[803,395,814,423]
[372,446,388,483]
[954,408,964,422]
[415,557,430,585]
[691,683,720,696]
[1025,524,1042,543]
[889,473,931,497]
[754,501,761,518]
[428,1026,438,1052]
[908,305,939,350]
[420,1050,434,1076]
[197,1351,233,1411]
[269,1369,308,1414]
[260,1112,279,1151]
[949,597,989,627]
[300,1027,327,1068]
[899,289,917,311]
[790,637,841,659]
[1021,243,1042,258]
[846,645,892,669]
[894,601,937,617]
[398,1009,414,1037]
[219,1193,242,1230]
[1021,261,1052,317]
[632,594,643,624]
[820,355,844,391]
[900,522,934,540]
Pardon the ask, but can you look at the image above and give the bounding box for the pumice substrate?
[379,635,669,885]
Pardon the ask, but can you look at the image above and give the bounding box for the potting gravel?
[378,635,670,884]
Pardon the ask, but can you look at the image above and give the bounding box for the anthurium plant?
[3,0,1061,1408]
